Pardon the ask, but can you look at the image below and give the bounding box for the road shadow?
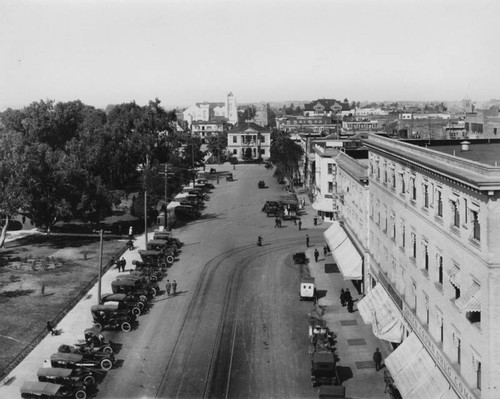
[315,289,328,300]
[337,365,354,383]
[112,359,125,369]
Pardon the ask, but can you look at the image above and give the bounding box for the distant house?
[182,92,238,126]
[303,99,351,117]
[227,122,271,161]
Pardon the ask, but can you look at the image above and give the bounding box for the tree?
[206,133,228,163]
[270,131,304,193]
[0,132,29,247]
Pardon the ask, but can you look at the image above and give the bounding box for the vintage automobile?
[153,231,183,247]
[50,351,114,371]
[131,261,165,281]
[293,252,309,264]
[80,326,114,350]
[37,367,97,386]
[209,168,216,174]
[143,244,177,262]
[100,292,143,316]
[115,273,160,297]
[57,340,114,356]
[258,180,266,188]
[277,177,286,184]
[175,204,201,220]
[90,304,136,332]
[111,279,153,302]
[20,381,87,399]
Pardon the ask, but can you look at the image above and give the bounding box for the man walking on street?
[306,234,310,247]
[313,216,317,226]
[172,280,177,295]
[373,348,383,371]
[323,245,328,257]
[165,280,171,296]
[275,218,279,228]
[314,248,319,262]
[340,289,346,306]
[298,220,302,231]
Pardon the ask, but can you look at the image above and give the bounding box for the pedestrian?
[314,248,319,262]
[128,226,133,239]
[298,220,302,231]
[373,348,383,371]
[165,280,171,296]
[293,217,297,226]
[278,217,282,228]
[120,257,126,272]
[306,234,310,247]
[217,176,219,184]
[340,289,346,306]
[275,218,279,228]
[172,280,177,295]
[313,216,318,226]
[47,321,55,336]
[344,288,352,303]
[323,245,328,257]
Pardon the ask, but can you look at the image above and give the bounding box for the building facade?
[182,92,238,126]
[465,108,500,138]
[191,120,224,142]
[226,122,271,161]
[361,135,500,399]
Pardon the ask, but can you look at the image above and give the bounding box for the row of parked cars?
[174,179,214,220]
[20,230,185,399]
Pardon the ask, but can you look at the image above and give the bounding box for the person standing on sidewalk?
[306,234,310,247]
[298,219,302,231]
[373,348,383,371]
[165,280,171,296]
[172,280,177,295]
[313,216,318,226]
[314,248,319,262]
[340,289,346,306]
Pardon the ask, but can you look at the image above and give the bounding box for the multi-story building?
[226,122,271,161]
[276,115,341,135]
[465,107,500,138]
[302,98,351,117]
[191,120,224,143]
[358,135,500,399]
[182,92,238,126]
[342,118,381,133]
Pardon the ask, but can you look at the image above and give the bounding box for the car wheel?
[137,301,145,310]
[100,358,113,370]
[75,389,87,399]
[121,322,132,332]
[139,295,148,303]
[132,307,141,316]
[150,287,157,297]
[151,275,157,282]
[102,346,113,354]
[161,261,168,268]
[166,255,174,264]
[83,375,96,385]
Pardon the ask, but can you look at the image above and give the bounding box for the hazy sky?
[1,0,499,110]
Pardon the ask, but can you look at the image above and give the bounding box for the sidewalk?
[0,235,146,398]
[295,188,391,399]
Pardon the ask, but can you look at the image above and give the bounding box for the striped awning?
[447,266,463,289]
[456,283,481,312]
[312,197,333,212]
[323,222,362,280]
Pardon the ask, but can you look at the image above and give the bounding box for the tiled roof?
[228,122,269,133]
[304,99,351,112]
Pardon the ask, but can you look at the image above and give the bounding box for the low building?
[465,107,500,138]
[303,98,351,117]
[191,120,224,143]
[227,122,271,161]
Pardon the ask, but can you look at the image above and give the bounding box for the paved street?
[1,163,390,399]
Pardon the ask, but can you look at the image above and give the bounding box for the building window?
[377,162,380,179]
[424,295,429,324]
[438,315,444,344]
[471,210,480,241]
[457,338,461,365]
[232,149,237,155]
[384,168,388,183]
[437,254,443,285]
[411,176,416,201]
[400,172,406,194]
[392,214,396,239]
[233,135,237,143]
[328,182,333,193]
[392,168,396,189]
[411,233,417,258]
[451,199,460,227]
[423,183,429,208]
[327,164,333,174]
[423,242,429,272]
[401,223,406,248]
[476,361,482,390]
[437,190,443,217]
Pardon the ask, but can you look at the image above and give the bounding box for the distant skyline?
[1,0,499,111]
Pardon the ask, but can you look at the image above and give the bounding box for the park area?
[0,230,126,378]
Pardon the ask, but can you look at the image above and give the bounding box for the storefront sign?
[402,304,477,399]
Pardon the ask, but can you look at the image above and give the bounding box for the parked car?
[258,180,266,188]
[111,279,153,303]
[20,381,87,399]
[100,293,143,316]
[153,231,183,247]
[37,367,98,386]
[50,352,114,371]
[209,168,216,174]
[90,304,136,332]
[57,340,113,356]
[115,273,160,297]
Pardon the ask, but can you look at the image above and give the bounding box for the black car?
[37,367,98,386]
[50,352,115,371]
[258,180,266,188]
[20,381,87,399]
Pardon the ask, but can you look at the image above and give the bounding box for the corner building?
[362,135,500,399]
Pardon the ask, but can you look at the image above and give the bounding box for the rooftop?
[431,142,500,167]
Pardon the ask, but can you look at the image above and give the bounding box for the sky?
[1,0,500,111]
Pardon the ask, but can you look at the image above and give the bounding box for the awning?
[357,284,403,343]
[312,197,333,212]
[385,333,460,399]
[166,201,182,210]
[323,222,362,280]
[447,266,463,289]
[456,283,481,312]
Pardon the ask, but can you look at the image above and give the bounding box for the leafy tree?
[243,147,253,162]
[206,132,228,163]
[0,132,29,247]
[270,130,304,193]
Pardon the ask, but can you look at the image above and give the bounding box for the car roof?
[139,250,162,256]
[91,303,119,311]
[101,293,127,302]
[51,352,83,362]
[37,367,72,377]
[112,279,136,286]
[20,381,62,395]
[147,240,169,245]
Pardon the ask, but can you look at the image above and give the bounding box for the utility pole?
[164,164,168,229]
[97,229,103,305]
[144,155,149,248]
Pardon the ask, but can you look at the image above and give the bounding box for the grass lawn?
[0,233,126,376]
